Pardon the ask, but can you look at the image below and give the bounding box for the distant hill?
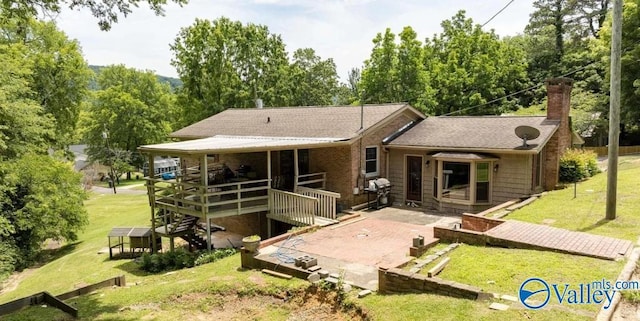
[88,65,182,91]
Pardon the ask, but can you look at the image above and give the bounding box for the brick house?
[385,77,577,213]
[138,104,424,249]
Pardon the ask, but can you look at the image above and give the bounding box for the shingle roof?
[171,104,420,140]
[387,116,560,152]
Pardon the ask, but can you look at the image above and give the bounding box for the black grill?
[365,178,392,210]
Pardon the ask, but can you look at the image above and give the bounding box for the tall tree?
[426,11,528,115]
[599,0,640,129]
[2,0,188,31]
[360,28,399,104]
[0,43,53,158]
[84,65,175,172]
[289,48,338,106]
[0,17,92,153]
[397,26,433,112]
[171,18,291,125]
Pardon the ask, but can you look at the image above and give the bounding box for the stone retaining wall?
[378,267,488,300]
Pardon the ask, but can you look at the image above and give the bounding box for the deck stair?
[154,212,199,236]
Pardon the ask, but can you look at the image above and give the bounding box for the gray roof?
[171,104,422,140]
[387,116,560,152]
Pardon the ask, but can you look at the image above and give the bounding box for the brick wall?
[309,146,354,206]
[211,212,267,238]
[350,110,422,206]
[544,77,574,190]
[433,226,488,245]
[460,214,505,232]
[378,267,486,299]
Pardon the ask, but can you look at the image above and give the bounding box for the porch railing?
[297,186,341,220]
[146,177,270,235]
[296,172,326,190]
[267,189,317,226]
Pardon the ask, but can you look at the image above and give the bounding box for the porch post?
[267,151,272,188]
[148,153,158,253]
[293,148,299,192]
[202,154,212,251]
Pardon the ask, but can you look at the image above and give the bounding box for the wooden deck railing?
[268,189,317,226]
[147,177,270,235]
[296,172,326,190]
[297,186,341,220]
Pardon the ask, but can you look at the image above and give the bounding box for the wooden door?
[406,156,423,202]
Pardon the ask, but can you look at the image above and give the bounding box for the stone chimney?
[543,77,573,190]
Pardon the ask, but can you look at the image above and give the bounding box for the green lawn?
[507,155,640,241]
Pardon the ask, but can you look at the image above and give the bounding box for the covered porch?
[138,135,346,251]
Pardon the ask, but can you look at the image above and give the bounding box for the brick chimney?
[543,77,573,190]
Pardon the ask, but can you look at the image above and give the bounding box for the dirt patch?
[171,286,369,321]
[0,268,37,295]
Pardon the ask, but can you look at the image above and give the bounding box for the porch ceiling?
[138,135,349,155]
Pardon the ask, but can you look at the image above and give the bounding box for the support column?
[267,151,272,188]
[294,149,299,192]
[148,153,158,253]
[201,154,212,251]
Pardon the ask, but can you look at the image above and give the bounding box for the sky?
[55,0,535,81]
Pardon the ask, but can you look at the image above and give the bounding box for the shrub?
[194,248,237,266]
[139,248,196,273]
[559,149,601,183]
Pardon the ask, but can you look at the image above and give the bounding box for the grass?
[360,293,591,321]
[94,172,145,188]
[507,155,640,241]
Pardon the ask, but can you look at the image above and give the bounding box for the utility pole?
[606,0,622,220]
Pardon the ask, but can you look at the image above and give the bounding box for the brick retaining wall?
[378,267,488,300]
[461,214,505,232]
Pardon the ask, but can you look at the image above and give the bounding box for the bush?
[139,248,196,273]
[559,149,601,183]
[194,248,237,266]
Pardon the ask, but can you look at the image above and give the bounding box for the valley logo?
[519,277,619,310]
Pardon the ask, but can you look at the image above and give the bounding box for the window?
[442,162,470,201]
[476,162,489,203]
[432,156,495,205]
[365,146,379,177]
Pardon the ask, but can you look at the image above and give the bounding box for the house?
[138,103,425,250]
[138,77,578,250]
[385,77,576,213]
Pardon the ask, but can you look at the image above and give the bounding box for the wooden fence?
[0,275,126,318]
[585,146,640,157]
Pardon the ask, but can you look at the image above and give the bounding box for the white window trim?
[364,146,379,178]
[433,159,493,205]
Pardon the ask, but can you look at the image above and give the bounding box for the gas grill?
[364,178,392,210]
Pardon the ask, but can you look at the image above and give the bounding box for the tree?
[2,0,188,31]
[171,18,291,125]
[360,28,399,104]
[598,0,640,129]
[0,18,92,153]
[289,48,338,106]
[426,11,528,115]
[84,65,175,173]
[397,26,434,112]
[0,153,88,270]
[0,43,54,159]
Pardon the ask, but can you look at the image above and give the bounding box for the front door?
[406,156,423,202]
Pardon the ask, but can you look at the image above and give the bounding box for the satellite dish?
[515,125,540,148]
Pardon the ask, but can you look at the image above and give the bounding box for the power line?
[439,64,594,116]
[482,0,516,27]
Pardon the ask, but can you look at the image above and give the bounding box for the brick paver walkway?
[486,220,633,260]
